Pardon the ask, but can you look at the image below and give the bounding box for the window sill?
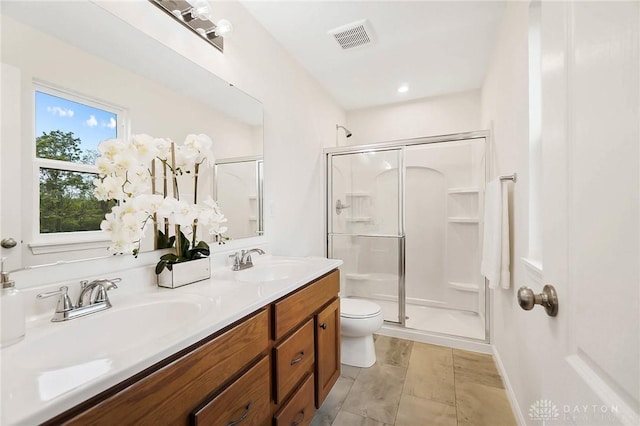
[29,238,110,255]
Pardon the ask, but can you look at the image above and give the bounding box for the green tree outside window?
[37,130,115,233]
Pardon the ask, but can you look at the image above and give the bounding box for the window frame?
[29,81,129,254]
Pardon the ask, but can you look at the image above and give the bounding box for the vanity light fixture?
[150,0,232,52]
[397,84,409,94]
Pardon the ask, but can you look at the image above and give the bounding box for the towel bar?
[499,173,517,182]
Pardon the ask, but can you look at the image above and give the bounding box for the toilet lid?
[341,298,382,319]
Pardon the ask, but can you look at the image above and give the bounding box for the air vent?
[328,19,375,50]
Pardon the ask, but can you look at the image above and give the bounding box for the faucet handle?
[37,286,74,313]
[229,252,241,270]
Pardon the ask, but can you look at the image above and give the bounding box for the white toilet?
[340,298,384,368]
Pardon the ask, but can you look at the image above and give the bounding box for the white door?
[538,2,639,425]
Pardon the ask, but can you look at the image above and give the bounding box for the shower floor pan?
[353,298,485,340]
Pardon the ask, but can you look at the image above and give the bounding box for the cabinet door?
[314,298,340,408]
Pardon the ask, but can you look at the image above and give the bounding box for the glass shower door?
[327,149,405,324]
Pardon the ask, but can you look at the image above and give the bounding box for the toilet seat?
[341,298,382,319]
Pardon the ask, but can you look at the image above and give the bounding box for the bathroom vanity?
[1,256,341,425]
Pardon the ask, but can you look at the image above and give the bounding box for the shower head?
[336,124,352,138]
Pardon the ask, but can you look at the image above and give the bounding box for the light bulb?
[171,9,185,21]
[190,0,211,21]
[215,19,233,37]
[397,84,409,93]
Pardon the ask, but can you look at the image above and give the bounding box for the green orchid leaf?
[155,260,167,275]
[160,253,178,262]
[157,230,171,249]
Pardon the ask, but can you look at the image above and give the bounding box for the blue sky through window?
[35,91,118,162]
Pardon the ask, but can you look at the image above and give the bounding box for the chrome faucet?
[78,278,120,307]
[230,248,265,271]
[37,278,120,322]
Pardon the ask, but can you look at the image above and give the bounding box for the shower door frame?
[324,130,491,343]
[326,147,406,325]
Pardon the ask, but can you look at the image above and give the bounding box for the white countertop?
[0,255,342,425]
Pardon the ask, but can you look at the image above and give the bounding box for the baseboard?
[492,344,526,425]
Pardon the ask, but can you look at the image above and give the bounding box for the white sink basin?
[234,260,307,283]
[18,294,213,371]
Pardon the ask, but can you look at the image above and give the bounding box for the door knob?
[1,238,17,249]
[517,285,559,317]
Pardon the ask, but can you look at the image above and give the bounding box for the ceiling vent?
[328,19,375,50]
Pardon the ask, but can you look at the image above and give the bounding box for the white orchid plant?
[93,133,227,274]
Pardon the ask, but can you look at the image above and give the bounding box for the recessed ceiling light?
[397,84,409,93]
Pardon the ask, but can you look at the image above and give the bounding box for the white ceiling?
[241,1,506,111]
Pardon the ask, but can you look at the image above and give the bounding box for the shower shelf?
[345,192,371,197]
[448,187,480,194]
[447,217,480,223]
[448,282,480,292]
[344,272,398,282]
[345,217,372,223]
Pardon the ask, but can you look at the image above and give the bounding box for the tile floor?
[311,335,517,426]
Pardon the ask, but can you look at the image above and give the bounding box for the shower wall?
[328,136,487,337]
[215,160,260,239]
[404,140,485,314]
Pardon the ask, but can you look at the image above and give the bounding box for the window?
[33,84,124,237]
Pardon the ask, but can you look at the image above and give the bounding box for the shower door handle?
[335,199,350,215]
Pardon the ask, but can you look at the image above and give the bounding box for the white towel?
[481,179,511,289]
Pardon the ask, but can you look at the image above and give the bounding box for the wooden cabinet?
[46,269,340,425]
[315,298,340,408]
[270,269,341,422]
[56,309,269,426]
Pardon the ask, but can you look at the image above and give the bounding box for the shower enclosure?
[326,132,488,341]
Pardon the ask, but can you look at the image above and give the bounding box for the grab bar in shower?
[499,173,517,182]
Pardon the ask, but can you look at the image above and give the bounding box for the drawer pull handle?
[291,408,305,426]
[290,351,305,365]
[319,322,327,330]
[227,402,251,426]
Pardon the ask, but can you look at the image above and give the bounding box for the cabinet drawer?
[274,373,316,426]
[192,356,270,426]
[273,269,339,340]
[274,319,315,403]
[62,310,269,425]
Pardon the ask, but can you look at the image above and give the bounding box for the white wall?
[344,90,481,146]
[480,2,531,424]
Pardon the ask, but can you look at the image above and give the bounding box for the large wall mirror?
[0,1,264,269]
